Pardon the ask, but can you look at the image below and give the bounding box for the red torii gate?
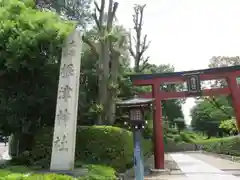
[129,65,240,170]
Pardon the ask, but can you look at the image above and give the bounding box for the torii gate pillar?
[152,82,164,169]
[227,75,240,131]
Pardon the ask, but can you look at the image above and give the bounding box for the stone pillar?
[50,29,82,171]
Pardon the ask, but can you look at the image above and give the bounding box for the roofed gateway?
[129,65,240,170]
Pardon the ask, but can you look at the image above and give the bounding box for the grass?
[0,163,117,179]
[0,165,33,179]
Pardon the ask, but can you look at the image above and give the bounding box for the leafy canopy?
[0,0,73,71]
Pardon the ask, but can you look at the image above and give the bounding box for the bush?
[164,138,195,152]
[78,164,117,180]
[200,136,240,156]
[30,126,152,172]
[179,132,195,143]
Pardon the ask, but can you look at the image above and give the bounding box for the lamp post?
[117,96,154,180]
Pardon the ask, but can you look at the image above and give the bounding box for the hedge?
[164,138,195,152]
[29,126,152,172]
[200,136,240,156]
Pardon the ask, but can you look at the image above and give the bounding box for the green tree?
[219,118,238,136]
[190,99,229,138]
[35,0,93,27]
[0,0,73,135]
[206,56,239,116]
[174,117,186,131]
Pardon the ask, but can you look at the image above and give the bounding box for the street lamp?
[117,95,154,180]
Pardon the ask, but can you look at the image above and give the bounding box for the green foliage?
[173,118,186,131]
[0,164,117,179]
[0,0,73,70]
[78,164,117,180]
[190,98,231,137]
[200,137,240,156]
[190,56,240,138]
[30,126,152,172]
[164,138,195,152]
[219,118,238,135]
[35,0,93,28]
[0,0,74,135]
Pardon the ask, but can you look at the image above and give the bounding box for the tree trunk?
[107,36,125,124]
[83,0,119,125]
[107,52,119,124]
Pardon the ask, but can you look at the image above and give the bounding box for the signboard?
[184,73,201,95]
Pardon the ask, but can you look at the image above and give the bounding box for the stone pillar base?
[149,168,170,175]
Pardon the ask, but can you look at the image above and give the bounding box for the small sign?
[184,73,201,95]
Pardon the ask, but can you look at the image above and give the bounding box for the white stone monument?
[50,29,82,171]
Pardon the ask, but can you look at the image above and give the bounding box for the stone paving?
[126,152,240,180]
[187,152,240,177]
[123,154,187,180]
[170,152,240,180]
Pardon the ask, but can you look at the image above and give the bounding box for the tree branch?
[94,1,100,11]
[139,34,150,57]
[92,10,101,29]
[204,97,232,118]
[99,0,105,28]
[107,1,118,32]
[139,56,150,72]
[128,32,136,59]
[93,0,105,30]
[82,35,98,58]
[128,4,150,72]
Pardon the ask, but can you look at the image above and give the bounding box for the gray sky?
[109,0,240,124]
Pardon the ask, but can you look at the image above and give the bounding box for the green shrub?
[142,139,152,158]
[164,138,195,152]
[0,164,117,180]
[173,135,182,143]
[167,128,178,135]
[30,126,152,172]
[78,164,117,180]
[200,136,240,156]
[179,132,194,143]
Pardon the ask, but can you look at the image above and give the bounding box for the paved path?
[170,153,240,180]
[189,152,240,177]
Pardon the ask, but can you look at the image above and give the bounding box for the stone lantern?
[117,96,154,180]
[117,95,154,129]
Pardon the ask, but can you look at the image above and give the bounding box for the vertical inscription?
[54,134,68,152]
[62,40,77,57]
[60,64,74,78]
[57,109,70,127]
[51,29,82,170]
[58,85,73,102]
